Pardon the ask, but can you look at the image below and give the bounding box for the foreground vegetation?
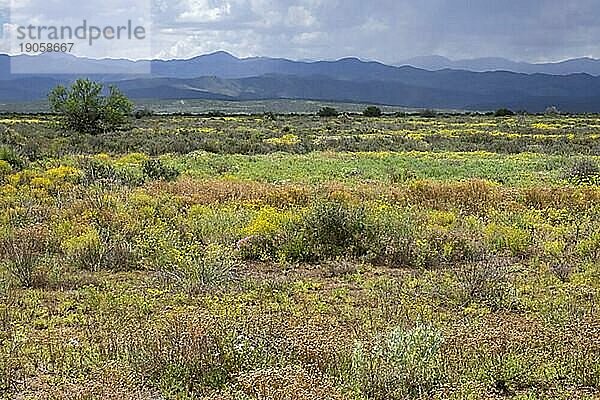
[2,114,600,399]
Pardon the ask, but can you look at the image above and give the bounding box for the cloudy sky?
[3,0,600,62]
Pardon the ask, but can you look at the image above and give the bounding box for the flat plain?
[1,113,600,399]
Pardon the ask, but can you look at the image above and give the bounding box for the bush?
[0,226,50,288]
[63,225,137,272]
[0,160,11,181]
[302,200,367,260]
[455,254,517,310]
[134,107,154,119]
[565,158,600,185]
[159,243,237,294]
[419,109,437,118]
[494,108,515,117]
[48,78,133,134]
[0,146,25,170]
[78,157,142,186]
[142,159,180,181]
[363,106,382,117]
[317,107,339,117]
[350,324,444,399]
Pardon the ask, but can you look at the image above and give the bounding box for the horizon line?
[1,51,599,66]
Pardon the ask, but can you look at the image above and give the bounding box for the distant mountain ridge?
[3,52,600,112]
[397,55,600,76]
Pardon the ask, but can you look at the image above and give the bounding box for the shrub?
[0,146,24,170]
[565,158,600,185]
[365,207,424,267]
[494,108,515,117]
[0,225,50,288]
[455,254,517,310]
[0,160,11,181]
[363,106,382,117]
[78,157,142,186]
[317,107,339,118]
[119,315,230,394]
[134,107,154,119]
[350,324,444,399]
[142,159,180,181]
[419,109,437,118]
[302,200,367,260]
[48,78,133,134]
[543,240,576,283]
[159,243,237,294]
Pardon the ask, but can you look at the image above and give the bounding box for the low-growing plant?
[134,107,154,119]
[455,253,517,310]
[565,158,599,185]
[0,146,24,170]
[142,159,180,181]
[302,200,368,260]
[350,324,444,399]
[0,225,51,288]
[153,240,237,294]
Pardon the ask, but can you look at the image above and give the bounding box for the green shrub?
[0,226,50,288]
[419,109,437,118]
[302,200,367,260]
[494,108,515,117]
[62,221,138,272]
[0,160,11,181]
[350,324,444,399]
[137,224,236,293]
[78,157,142,186]
[455,255,517,310]
[134,107,154,119]
[363,106,382,117]
[0,146,24,170]
[142,159,180,181]
[565,158,599,185]
[317,107,339,117]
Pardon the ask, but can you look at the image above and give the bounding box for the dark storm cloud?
[149,0,600,61]
[3,0,599,61]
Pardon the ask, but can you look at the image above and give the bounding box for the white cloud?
[177,0,232,22]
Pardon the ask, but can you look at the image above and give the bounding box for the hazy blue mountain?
[4,52,600,112]
[397,55,600,75]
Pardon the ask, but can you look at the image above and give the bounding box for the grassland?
[1,113,600,399]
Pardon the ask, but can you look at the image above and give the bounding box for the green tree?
[363,106,382,117]
[317,107,339,117]
[494,108,515,117]
[49,79,133,134]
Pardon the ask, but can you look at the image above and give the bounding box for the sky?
[2,0,600,63]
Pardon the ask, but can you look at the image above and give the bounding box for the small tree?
[363,106,382,117]
[317,107,339,117]
[49,79,133,134]
[420,109,437,118]
[494,108,515,117]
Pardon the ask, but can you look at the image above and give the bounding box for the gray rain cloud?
[3,0,600,61]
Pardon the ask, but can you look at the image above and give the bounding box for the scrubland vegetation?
[1,113,600,399]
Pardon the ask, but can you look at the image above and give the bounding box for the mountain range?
[3,52,600,112]
[396,55,600,76]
